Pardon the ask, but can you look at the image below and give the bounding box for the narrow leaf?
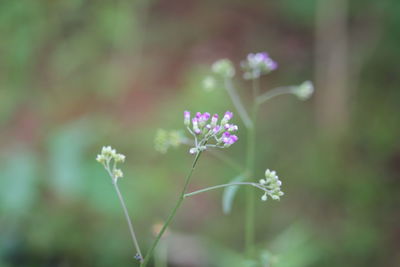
[222,174,245,214]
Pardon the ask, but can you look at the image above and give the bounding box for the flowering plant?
[96,51,313,266]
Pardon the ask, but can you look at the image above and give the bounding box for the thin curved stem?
[105,164,143,263]
[141,152,202,267]
[224,78,253,129]
[184,182,265,198]
[256,86,297,105]
[113,181,144,262]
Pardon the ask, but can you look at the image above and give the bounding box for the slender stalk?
[112,181,144,262]
[224,78,253,129]
[244,78,261,257]
[223,76,259,257]
[104,162,143,263]
[184,182,266,198]
[141,152,202,267]
[256,86,296,105]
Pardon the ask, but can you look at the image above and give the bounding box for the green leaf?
[222,174,245,214]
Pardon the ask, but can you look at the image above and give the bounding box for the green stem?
[256,86,297,105]
[244,78,261,257]
[224,78,253,129]
[141,152,202,267]
[105,163,143,263]
[112,181,144,263]
[184,182,266,198]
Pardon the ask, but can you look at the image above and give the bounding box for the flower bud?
[192,118,201,134]
[221,111,233,125]
[211,114,218,127]
[294,81,314,100]
[212,59,235,78]
[184,111,191,126]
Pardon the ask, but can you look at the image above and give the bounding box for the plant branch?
[256,86,297,105]
[141,151,203,267]
[105,164,143,263]
[113,181,144,262]
[184,182,265,198]
[224,78,253,129]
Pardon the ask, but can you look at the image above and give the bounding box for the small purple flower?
[184,111,190,126]
[211,114,218,127]
[242,52,278,79]
[198,112,210,127]
[213,125,221,134]
[222,132,231,143]
[202,112,210,121]
[196,112,202,119]
[221,111,233,125]
[192,118,201,134]
[229,135,238,144]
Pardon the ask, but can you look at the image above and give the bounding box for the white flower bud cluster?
[293,81,314,100]
[259,169,284,201]
[212,59,235,78]
[96,146,126,182]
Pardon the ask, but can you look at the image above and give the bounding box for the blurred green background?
[1,0,399,266]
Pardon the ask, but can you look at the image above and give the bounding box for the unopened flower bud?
[221,111,233,125]
[294,81,314,100]
[261,194,268,201]
[212,59,235,78]
[184,111,191,126]
[211,114,218,127]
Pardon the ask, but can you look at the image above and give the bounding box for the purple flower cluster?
[241,52,278,80]
[184,110,239,154]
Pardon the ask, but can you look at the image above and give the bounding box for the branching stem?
[141,151,203,267]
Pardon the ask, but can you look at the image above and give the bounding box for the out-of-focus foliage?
[1,0,400,266]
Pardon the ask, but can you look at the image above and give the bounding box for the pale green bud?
[294,81,314,100]
[212,59,235,78]
[202,76,217,92]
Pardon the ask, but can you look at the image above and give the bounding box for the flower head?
[258,169,284,201]
[96,146,126,182]
[293,81,314,100]
[184,110,239,154]
[241,52,277,80]
[212,59,235,78]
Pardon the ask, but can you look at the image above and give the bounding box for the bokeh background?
[1,0,399,266]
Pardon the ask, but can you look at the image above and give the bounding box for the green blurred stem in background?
[224,76,298,258]
[223,77,260,257]
[141,151,203,267]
